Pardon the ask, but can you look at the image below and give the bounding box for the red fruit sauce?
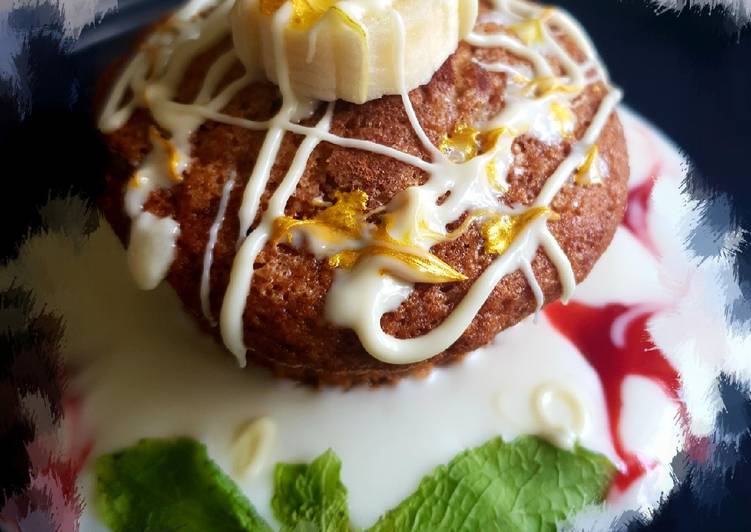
[545,302,681,491]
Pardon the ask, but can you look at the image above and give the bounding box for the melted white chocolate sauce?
[127,212,181,290]
[99,0,623,367]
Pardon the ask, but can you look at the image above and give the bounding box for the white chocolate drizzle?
[201,175,236,324]
[127,212,181,290]
[532,381,588,449]
[99,0,623,367]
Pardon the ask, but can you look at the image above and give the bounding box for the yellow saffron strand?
[549,101,575,139]
[439,124,482,162]
[328,245,468,284]
[524,76,580,99]
[508,8,555,46]
[482,207,558,256]
[272,190,467,283]
[574,145,602,185]
[439,125,516,163]
[259,0,365,37]
[509,18,544,46]
[271,190,368,244]
[258,0,285,16]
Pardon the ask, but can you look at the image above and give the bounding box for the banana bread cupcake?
[97,0,628,386]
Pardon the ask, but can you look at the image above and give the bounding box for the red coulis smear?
[623,163,661,256]
[541,159,695,492]
[544,302,681,492]
[62,394,93,475]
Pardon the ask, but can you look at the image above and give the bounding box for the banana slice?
[231,0,479,103]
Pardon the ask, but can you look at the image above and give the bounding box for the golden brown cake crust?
[97,11,629,387]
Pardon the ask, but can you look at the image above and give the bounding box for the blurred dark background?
[0,0,749,530]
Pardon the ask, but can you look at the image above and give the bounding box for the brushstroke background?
[0,0,749,530]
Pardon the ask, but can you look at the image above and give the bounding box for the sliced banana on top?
[231,0,479,104]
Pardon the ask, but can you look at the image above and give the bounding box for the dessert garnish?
[95,435,614,531]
